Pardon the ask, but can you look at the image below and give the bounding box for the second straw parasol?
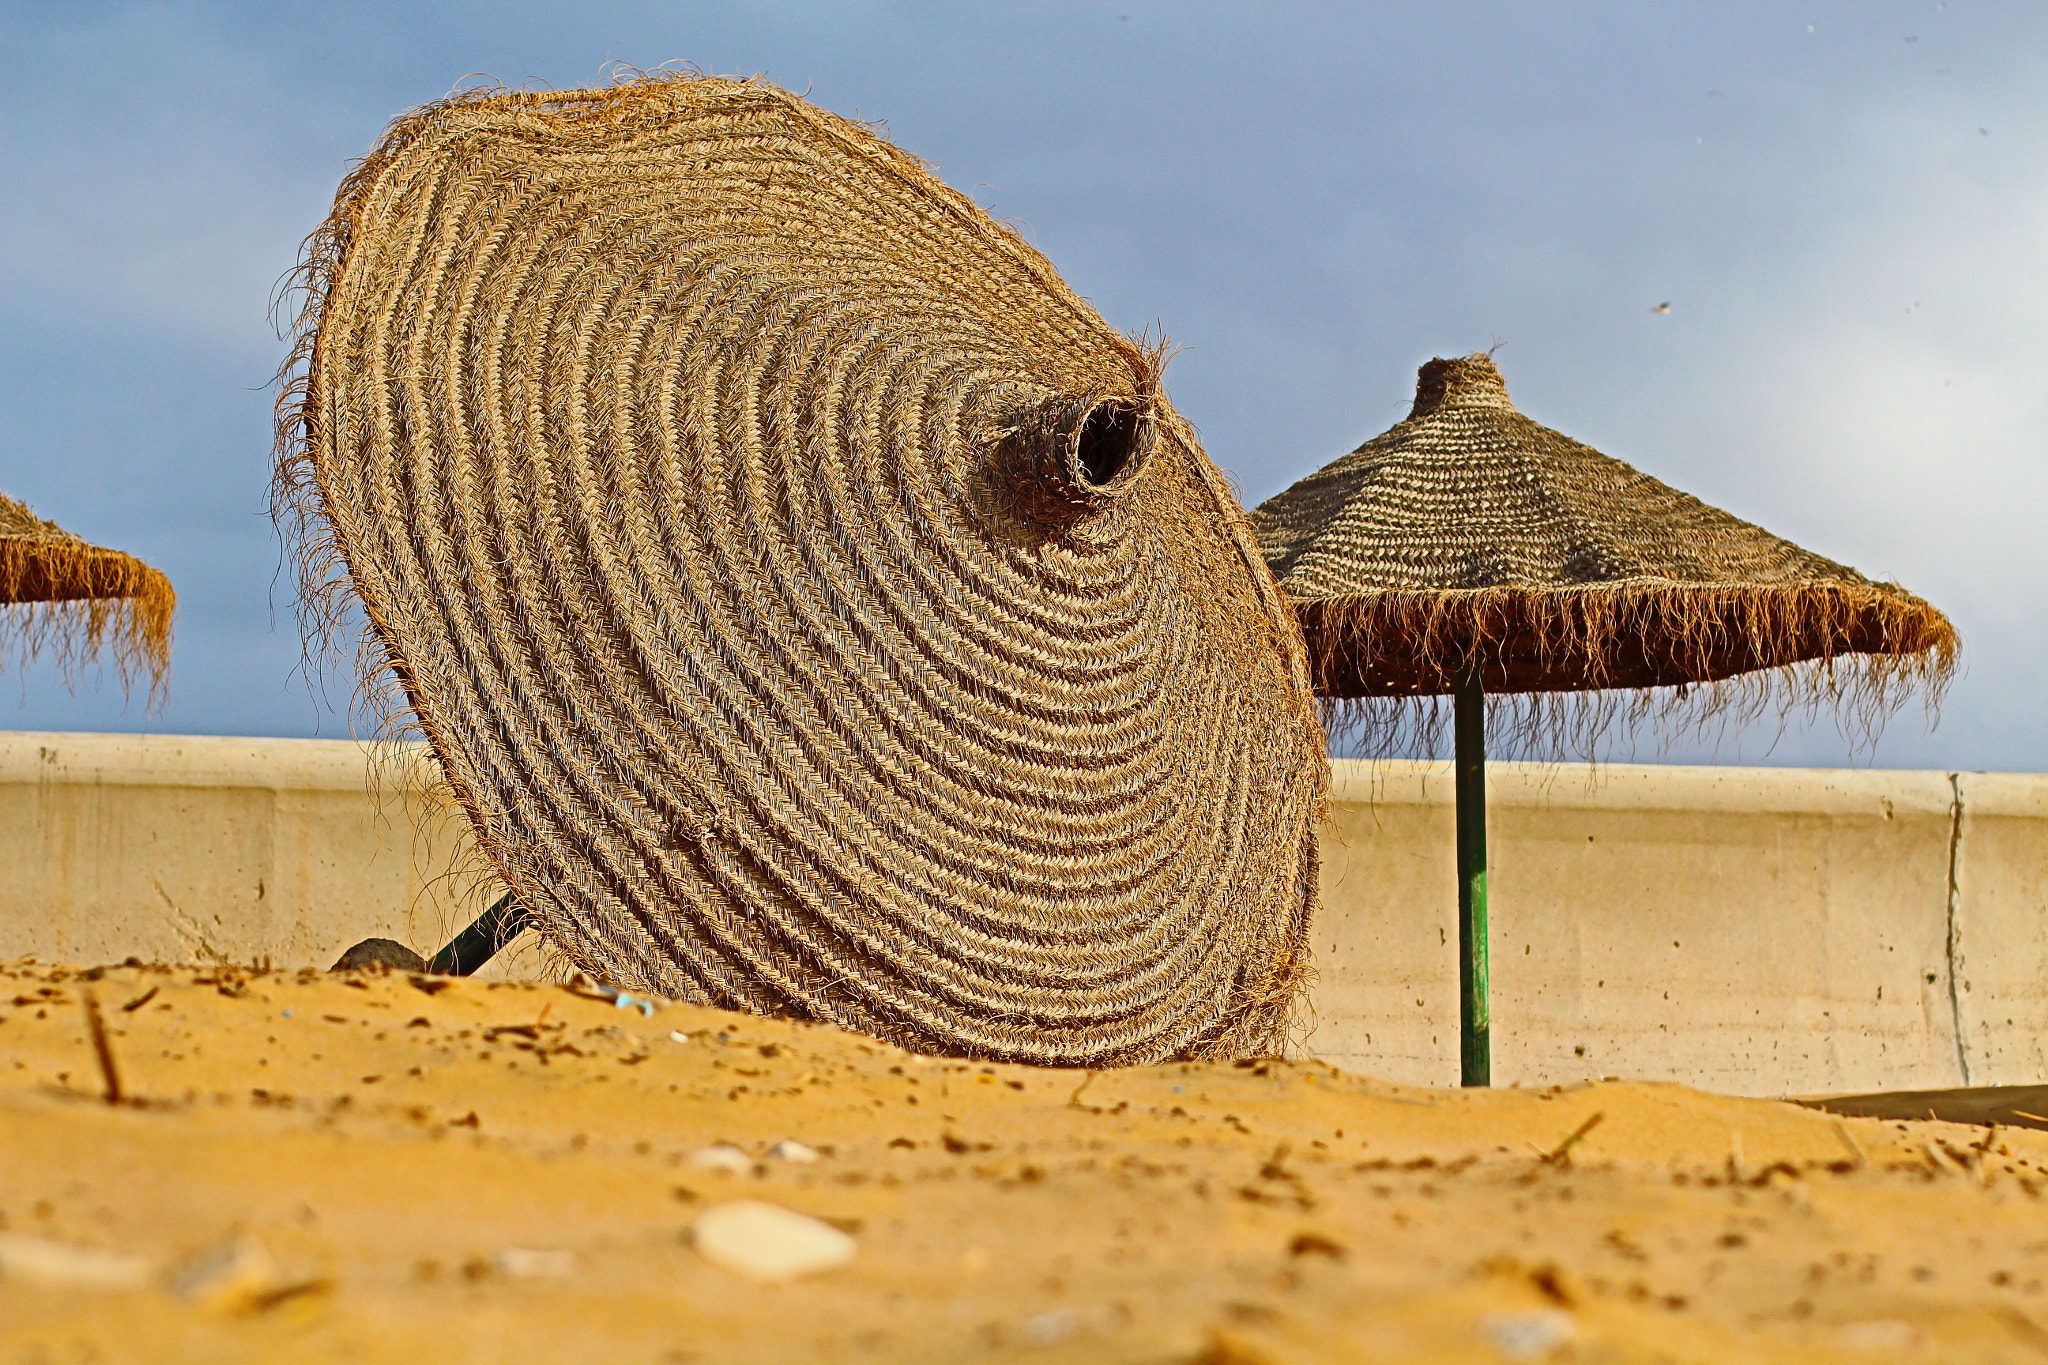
[1250,353,1957,1086]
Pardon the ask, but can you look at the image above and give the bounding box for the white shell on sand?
[692,1201,855,1283]
[1020,1308,1079,1347]
[768,1139,819,1164]
[0,1234,152,1289]
[496,1247,577,1278]
[687,1143,753,1173]
[168,1234,281,1311]
[1480,1310,1577,1361]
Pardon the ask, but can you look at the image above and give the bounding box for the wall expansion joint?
[1942,772,1969,1086]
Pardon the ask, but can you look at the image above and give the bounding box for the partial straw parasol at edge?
[1248,353,1957,751]
[0,492,175,702]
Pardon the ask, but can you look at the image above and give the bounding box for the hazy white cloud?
[2,0,2041,766]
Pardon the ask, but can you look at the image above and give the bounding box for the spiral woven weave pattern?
[277,76,1326,1065]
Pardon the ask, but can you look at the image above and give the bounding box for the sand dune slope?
[3,961,2046,1363]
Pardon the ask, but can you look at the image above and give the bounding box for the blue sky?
[3,1,2042,768]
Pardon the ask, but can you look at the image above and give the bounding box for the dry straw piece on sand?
[274,73,1327,1066]
[0,491,175,702]
[1250,353,1957,753]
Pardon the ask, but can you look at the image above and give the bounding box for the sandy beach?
[4,959,2047,1364]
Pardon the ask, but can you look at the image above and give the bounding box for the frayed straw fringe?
[0,539,174,705]
[1301,579,1957,760]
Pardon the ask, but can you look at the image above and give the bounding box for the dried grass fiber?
[1250,355,1956,754]
[0,492,174,702]
[274,74,1326,1065]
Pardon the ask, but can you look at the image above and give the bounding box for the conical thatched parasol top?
[275,74,1327,1066]
[0,491,175,699]
[1251,353,1956,720]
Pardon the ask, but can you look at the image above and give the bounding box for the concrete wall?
[3,731,2041,1095]
[1951,773,2048,1086]
[1307,761,2046,1095]
[0,732,544,982]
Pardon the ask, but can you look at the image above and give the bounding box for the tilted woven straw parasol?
[275,74,1327,1065]
[1,491,175,700]
[1251,353,1956,1083]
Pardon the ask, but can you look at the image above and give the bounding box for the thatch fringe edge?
[1300,578,1958,760]
[0,541,174,706]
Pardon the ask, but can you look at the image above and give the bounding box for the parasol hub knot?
[1409,353,1515,419]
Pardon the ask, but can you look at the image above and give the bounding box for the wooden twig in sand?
[1831,1120,1867,1168]
[1969,1126,1997,1187]
[1539,1112,1604,1167]
[80,990,122,1105]
[1921,1139,1971,1179]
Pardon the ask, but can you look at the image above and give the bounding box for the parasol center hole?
[1075,402,1141,487]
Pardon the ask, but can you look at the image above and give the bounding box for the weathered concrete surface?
[2,732,2041,1095]
[1953,772,2048,1085]
[1305,760,2044,1095]
[0,732,544,982]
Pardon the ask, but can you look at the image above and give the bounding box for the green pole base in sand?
[1455,661,1490,1088]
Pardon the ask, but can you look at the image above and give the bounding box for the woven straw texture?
[275,75,1326,1066]
[1,491,174,700]
[1251,355,1955,741]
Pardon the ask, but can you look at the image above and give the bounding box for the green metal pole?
[427,892,530,977]
[1454,660,1491,1087]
